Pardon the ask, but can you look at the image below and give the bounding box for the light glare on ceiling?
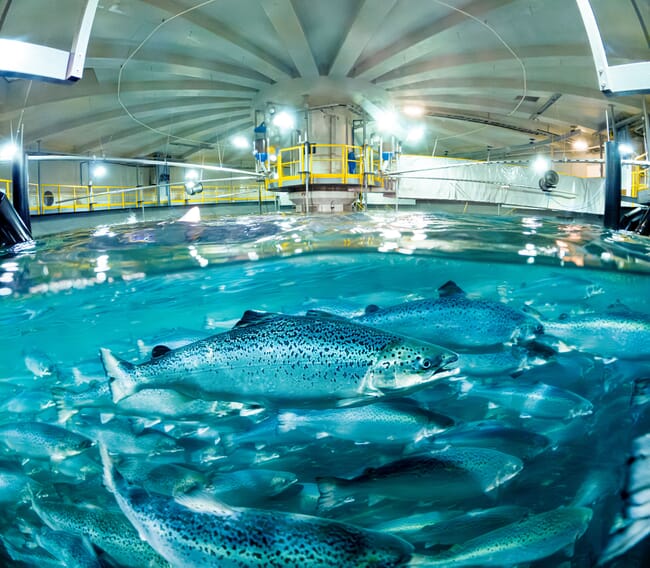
[272,111,295,131]
[572,139,588,152]
[92,164,107,178]
[406,125,425,143]
[403,105,424,117]
[232,135,249,149]
[532,155,550,174]
[376,110,398,133]
[0,142,18,161]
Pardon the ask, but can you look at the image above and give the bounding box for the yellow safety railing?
[631,153,648,198]
[267,143,386,190]
[0,179,274,215]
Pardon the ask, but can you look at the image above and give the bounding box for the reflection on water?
[0,211,649,566]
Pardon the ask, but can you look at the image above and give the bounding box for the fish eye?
[419,358,432,370]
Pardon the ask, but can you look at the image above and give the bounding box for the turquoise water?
[1,210,650,566]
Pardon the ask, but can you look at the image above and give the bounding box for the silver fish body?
[317,448,522,510]
[421,506,593,566]
[277,399,453,445]
[103,311,457,407]
[0,421,92,461]
[352,281,542,349]
[101,446,413,567]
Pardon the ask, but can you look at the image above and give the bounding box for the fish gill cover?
[0,211,649,566]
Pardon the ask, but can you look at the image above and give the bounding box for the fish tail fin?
[316,476,348,512]
[277,411,300,433]
[51,388,78,424]
[100,348,138,403]
[98,442,117,494]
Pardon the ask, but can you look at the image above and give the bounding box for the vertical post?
[643,96,649,160]
[604,140,621,230]
[11,149,31,234]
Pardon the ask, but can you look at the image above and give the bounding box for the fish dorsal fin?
[175,490,235,516]
[364,304,380,314]
[305,309,348,321]
[151,345,172,358]
[234,310,277,328]
[438,281,465,297]
[606,301,634,316]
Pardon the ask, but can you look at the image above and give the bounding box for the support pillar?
[11,151,31,234]
[604,141,621,230]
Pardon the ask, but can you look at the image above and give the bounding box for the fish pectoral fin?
[335,394,380,408]
[174,490,235,516]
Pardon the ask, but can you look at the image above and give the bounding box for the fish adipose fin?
[234,310,278,328]
[438,281,465,298]
[100,348,138,403]
[364,304,380,314]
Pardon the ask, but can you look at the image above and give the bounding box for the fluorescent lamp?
[272,111,295,131]
[532,156,550,174]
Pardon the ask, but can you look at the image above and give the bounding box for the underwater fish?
[277,399,453,445]
[0,421,93,461]
[30,498,170,568]
[102,311,458,407]
[416,506,593,566]
[404,505,530,548]
[542,308,650,360]
[459,379,594,420]
[203,468,299,506]
[317,448,523,511]
[99,444,413,567]
[412,420,552,460]
[35,526,101,568]
[348,280,543,349]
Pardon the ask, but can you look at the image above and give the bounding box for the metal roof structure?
[0,0,648,165]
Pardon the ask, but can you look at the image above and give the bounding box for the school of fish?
[2,278,650,567]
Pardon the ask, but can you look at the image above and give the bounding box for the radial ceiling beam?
[260,0,319,78]
[179,120,255,160]
[26,97,248,142]
[140,0,292,81]
[328,0,397,77]
[352,0,518,81]
[374,45,592,89]
[2,79,256,113]
[79,109,251,153]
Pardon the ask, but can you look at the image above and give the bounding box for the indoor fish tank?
[1,210,650,567]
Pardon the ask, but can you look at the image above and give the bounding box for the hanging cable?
[116,0,220,146]
[428,0,528,143]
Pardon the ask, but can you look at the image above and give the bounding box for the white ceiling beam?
[140,0,292,81]
[260,0,319,78]
[78,109,251,153]
[26,97,248,142]
[329,0,397,77]
[375,46,592,88]
[353,0,518,81]
[136,117,253,158]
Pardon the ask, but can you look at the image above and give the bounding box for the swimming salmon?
[102,311,457,408]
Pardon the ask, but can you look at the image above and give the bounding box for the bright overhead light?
[185,169,200,181]
[0,142,18,161]
[403,105,424,117]
[618,143,634,157]
[92,164,107,179]
[272,111,295,131]
[376,110,398,133]
[232,135,249,149]
[406,125,425,143]
[532,155,550,174]
[572,139,588,152]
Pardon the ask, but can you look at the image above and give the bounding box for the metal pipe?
[604,140,621,229]
[643,97,650,161]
